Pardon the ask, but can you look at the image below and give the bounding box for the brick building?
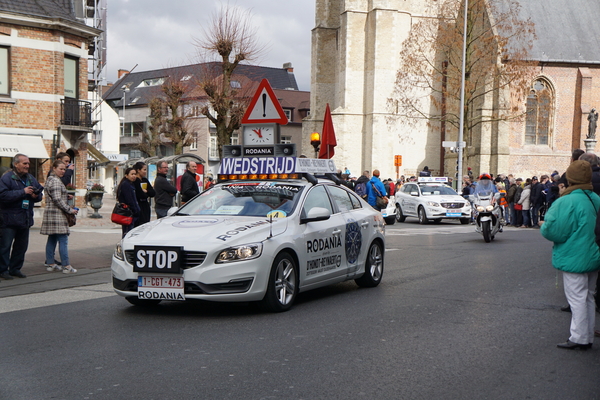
[304,0,600,180]
[0,1,101,206]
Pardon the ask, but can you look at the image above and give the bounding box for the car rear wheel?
[260,252,298,312]
[418,206,429,224]
[355,241,384,288]
[125,297,162,307]
[395,205,406,222]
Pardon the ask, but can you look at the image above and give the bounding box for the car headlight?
[114,241,124,261]
[427,201,440,207]
[476,206,485,212]
[486,205,494,212]
[216,243,263,263]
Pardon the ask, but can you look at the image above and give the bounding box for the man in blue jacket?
[366,169,388,211]
[0,154,44,280]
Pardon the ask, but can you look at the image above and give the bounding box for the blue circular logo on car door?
[345,221,362,264]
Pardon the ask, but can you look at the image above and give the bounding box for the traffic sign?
[442,141,466,148]
[241,79,288,125]
[394,155,402,167]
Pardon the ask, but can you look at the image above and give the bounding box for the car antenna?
[267,214,273,239]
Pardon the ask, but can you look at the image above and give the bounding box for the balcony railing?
[61,98,93,128]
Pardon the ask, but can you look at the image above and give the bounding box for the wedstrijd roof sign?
[219,157,337,175]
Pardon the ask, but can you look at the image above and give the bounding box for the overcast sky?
[104,0,315,91]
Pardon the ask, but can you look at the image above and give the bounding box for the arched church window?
[525,79,554,145]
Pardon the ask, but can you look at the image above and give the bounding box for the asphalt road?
[1,221,599,400]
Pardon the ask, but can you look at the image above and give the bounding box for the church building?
[303,0,600,180]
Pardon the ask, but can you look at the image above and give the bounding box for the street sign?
[241,79,288,125]
[442,141,466,148]
[394,155,402,167]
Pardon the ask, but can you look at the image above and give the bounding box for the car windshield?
[177,182,304,217]
[420,185,458,196]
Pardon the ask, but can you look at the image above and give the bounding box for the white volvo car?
[394,177,471,224]
[111,157,386,312]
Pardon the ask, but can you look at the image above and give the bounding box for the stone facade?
[305,0,600,181]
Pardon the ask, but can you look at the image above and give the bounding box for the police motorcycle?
[470,174,504,243]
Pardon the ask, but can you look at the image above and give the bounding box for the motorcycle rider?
[473,173,499,197]
[473,173,503,230]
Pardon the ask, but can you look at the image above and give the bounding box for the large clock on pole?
[242,124,277,145]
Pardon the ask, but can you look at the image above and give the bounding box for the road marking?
[386,226,475,236]
[70,228,121,234]
[0,283,115,314]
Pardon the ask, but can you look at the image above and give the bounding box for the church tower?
[304,0,441,178]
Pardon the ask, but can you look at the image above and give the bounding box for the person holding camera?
[0,153,44,280]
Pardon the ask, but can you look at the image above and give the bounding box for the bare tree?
[388,0,536,143]
[136,97,166,157]
[193,4,264,157]
[140,76,195,156]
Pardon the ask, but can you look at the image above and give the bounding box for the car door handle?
[332,229,342,235]
[361,221,369,227]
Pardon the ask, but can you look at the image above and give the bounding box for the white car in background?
[394,177,471,224]
[381,198,397,225]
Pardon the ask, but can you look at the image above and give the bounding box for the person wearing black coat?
[180,161,200,203]
[0,153,44,279]
[579,152,600,195]
[154,160,178,218]
[530,176,543,228]
[117,167,141,238]
[133,162,156,227]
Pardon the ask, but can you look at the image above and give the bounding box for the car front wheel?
[355,241,384,288]
[260,252,298,312]
[418,206,429,224]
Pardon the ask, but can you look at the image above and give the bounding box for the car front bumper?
[425,206,471,219]
[111,254,272,302]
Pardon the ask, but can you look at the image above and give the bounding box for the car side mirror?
[166,206,179,216]
[300,207,331,224]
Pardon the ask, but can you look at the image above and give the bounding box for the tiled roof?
[516,0,600,63]
[0,0,78,22]
[103,62,300,108]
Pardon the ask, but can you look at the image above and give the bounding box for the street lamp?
[121,87,129,137]
[456,0,468,190]
[310,132,321,158]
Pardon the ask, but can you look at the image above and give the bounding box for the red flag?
[318,103,337,159]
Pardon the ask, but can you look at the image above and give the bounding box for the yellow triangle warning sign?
[241,79,288,125]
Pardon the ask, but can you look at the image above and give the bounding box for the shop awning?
[0,134,50,159]
[86,142,110,163]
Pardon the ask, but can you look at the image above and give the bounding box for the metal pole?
[457,0,468,190]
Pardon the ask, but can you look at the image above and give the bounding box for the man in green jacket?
[541,160,600,350]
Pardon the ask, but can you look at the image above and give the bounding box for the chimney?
[118,69,130,79]
[283,62,293,73]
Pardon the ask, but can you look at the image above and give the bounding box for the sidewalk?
[0,195,125,299]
